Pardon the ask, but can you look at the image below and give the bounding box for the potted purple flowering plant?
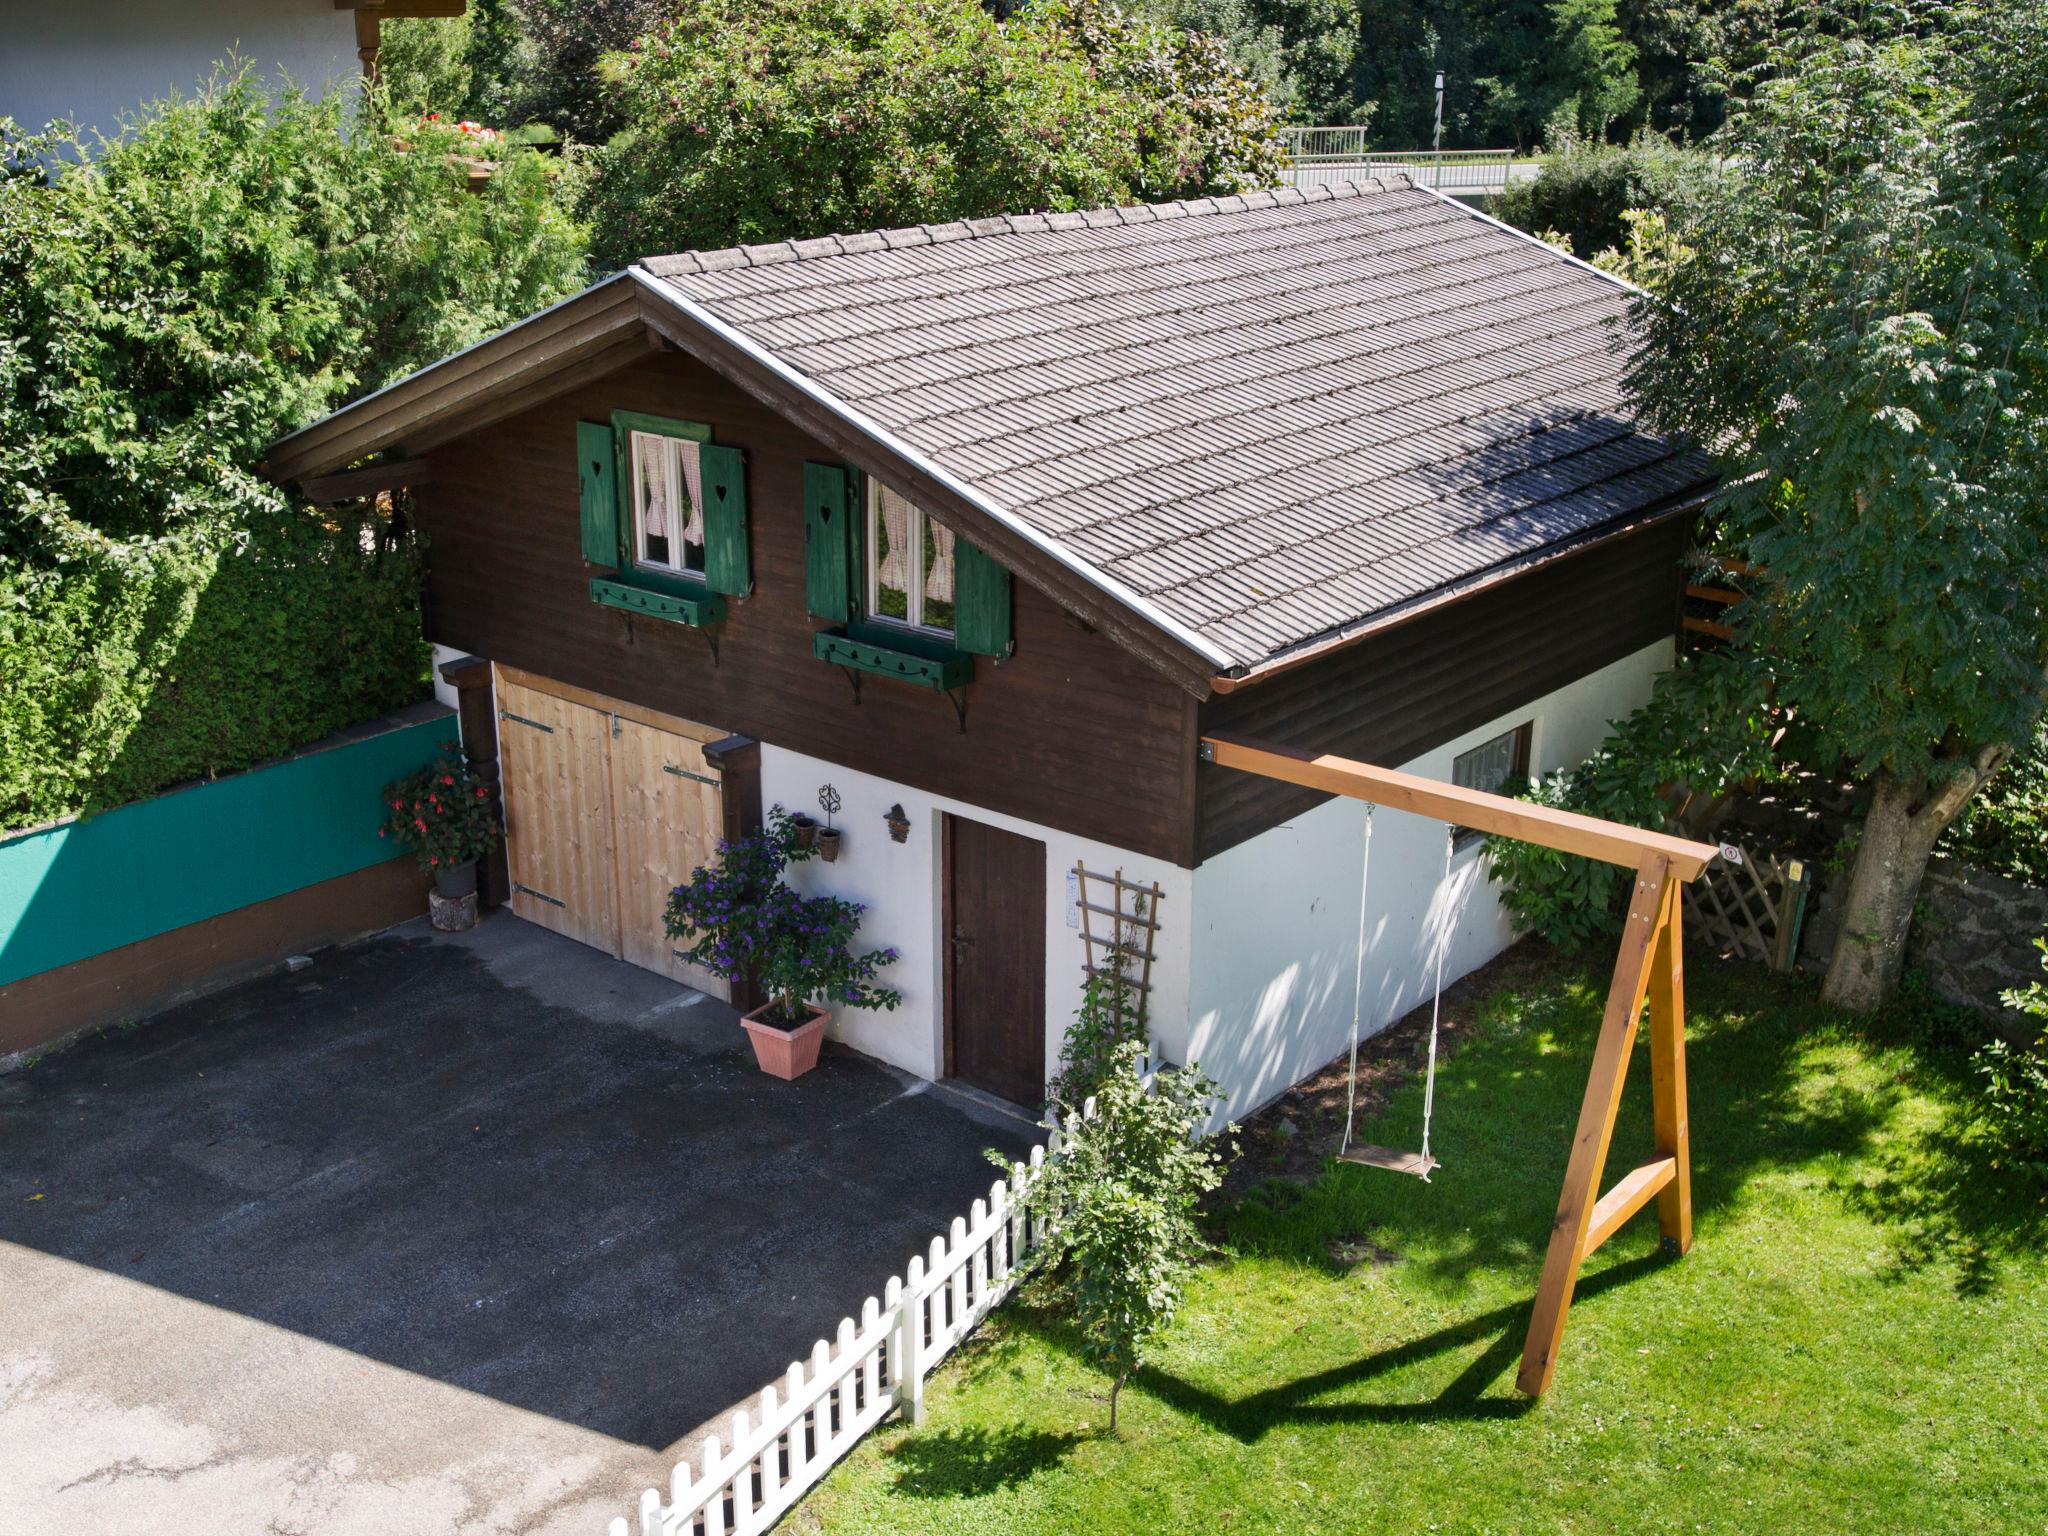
[664,807,902,1079]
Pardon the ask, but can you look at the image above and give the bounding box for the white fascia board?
[628,266,1236,672]
[1415,183,1656,301]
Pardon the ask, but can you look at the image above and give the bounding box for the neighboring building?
[266,178,1713,1118]
[1,0,458,137]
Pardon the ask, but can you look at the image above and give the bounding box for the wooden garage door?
[496,670,730,1000]
[610,716,725,995]
[497,677,617,953]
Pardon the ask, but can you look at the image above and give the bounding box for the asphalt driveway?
[0,914,1034,1535]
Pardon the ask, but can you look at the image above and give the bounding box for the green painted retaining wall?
[0,708,454,988]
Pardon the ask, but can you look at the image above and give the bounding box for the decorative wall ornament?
[817,784,843,861]
[884,803,911,843]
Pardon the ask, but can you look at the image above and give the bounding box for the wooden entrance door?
[497,676,618,952]
[495,670,730,999]
[610,716,725,995]
[945,815,1047,1106]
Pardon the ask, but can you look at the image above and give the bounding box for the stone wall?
[1909,858,2048,1040]
[1797,853,2048,1042]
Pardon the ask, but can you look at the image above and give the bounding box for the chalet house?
[266,178,1713,1117]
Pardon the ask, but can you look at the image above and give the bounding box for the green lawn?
[796,953,2046,1535]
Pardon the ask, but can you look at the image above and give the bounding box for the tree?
[1,70,588,827]
[1488,129,1708,258]
[1626,1,2048,1009]
[1547,0,1640,138]
[580,0,1284,266]
[1007,1040,1229,1432]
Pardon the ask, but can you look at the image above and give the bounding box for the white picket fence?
[609,1100,1096,1536]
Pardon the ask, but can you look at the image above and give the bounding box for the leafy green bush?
[1048,900,1154,1110]
[1489,131,1711,260]
[1486,651,1781,950]
[1007,1039,1230,1432]
[0,69,588,831]
[1941,725,2048,885]
[1,508,429,830]
[582,0,1285,265]
[1973,940,2048,1172]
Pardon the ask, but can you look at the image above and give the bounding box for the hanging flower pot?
[817,827,843,862]
[789,811,819,849]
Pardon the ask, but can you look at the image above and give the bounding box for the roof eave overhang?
[1206,484,1719,695]
[261,272,646,485]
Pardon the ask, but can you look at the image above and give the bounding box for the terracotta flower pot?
[740,1001,831,1080]
[790,815,819,849]
[816,827,842,862]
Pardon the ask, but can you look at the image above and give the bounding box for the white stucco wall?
[1185,637,1674,1120]
[759,745,1192,1088]
[1,0,359,138]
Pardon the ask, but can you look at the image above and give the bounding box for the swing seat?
[1340,1143,1439,1180]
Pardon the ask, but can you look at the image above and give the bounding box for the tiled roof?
[652,178,1711,671]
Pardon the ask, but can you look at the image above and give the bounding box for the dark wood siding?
[1195,517,1691,863]
[416,352,1199,864]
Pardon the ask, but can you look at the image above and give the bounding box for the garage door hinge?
[499,709,553,733]
[513,882,564,908]
[663,764,722,789]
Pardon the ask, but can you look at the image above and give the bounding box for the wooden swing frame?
[1200,732,1717,1398]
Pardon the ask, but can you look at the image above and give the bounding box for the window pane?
[922,516,955,633]
[675,438,705,572]
[1452,728,1522,796]
[872,482,914,622]
[633,432,671,568]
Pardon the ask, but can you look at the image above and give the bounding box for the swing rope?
[1339,812,1458,1181]
[1417,825,1454,1174]
[1340,805,1375,1156]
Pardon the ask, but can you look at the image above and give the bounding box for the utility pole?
[1433,69,1445,185]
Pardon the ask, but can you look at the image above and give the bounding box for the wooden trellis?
[1685,842,1810,973]
[1073,864,1164,998]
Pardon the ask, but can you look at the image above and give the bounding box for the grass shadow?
[1222,960,1905,1295]
[1132,1250,1668,1442]
[885,1425,1088,1498]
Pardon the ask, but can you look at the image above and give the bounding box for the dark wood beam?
[298,457,433,504]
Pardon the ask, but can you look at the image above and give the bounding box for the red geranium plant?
[378,747,501,873]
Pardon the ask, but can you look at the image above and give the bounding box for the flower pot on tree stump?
[740,1002,830,1080]
[428,887,479,932]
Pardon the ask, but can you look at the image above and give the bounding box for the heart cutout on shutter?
[714,482,727,501]
[819,504,833,523]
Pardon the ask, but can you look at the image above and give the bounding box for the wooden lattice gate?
[1683,842,1811,974]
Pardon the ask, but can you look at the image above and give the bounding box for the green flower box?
[812,626,973,691]
[591,575,727,627]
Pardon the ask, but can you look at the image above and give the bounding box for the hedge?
[1,508,428,833]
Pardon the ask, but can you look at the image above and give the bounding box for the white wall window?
[630,430,705,576]
[1451,721,1533,847]
[866,480,955,635]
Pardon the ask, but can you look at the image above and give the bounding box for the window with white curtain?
[866,479,955,636]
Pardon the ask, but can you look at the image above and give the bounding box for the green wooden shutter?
[804,462,856,621]
[577,421,618,567]
[700,443,750,596]
[953,538,1012,657]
